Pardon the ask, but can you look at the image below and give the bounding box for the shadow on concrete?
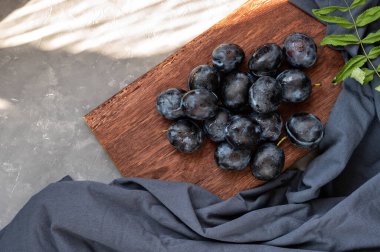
[0,0,246,59]
[0,0,29,22]
[0,43,170,229]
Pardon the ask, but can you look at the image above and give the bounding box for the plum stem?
[277,136,287,147]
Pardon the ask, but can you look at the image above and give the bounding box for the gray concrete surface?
[0,0,245,228]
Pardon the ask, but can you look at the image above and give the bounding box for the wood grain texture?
[84,0,344,199]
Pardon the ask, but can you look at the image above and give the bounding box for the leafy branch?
[312,0,380,91]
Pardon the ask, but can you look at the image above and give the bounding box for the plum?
[225,115,261,149]
[283,33,317,68]
[248,43,283,77]
[220,72,250,111]
[204,107,231,142]
[251,143,284,181]
[215,142,251,171]
[181,89,218,120]
[212,43,245,73]
[248,76,282,114]
[167,119,204,153]
[277,69,312,103]
[188,65,219,93]
[156,88,186,120]
[285,112,324,149]
[250,111,283,142]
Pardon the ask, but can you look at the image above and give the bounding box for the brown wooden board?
[84,0,344,199]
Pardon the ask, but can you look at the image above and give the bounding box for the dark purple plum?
[212,43,245,73]
[251,143,284,181]
[225,115,260,149]
[181,89,218,120]
[283,33,317,68]
[250,111,283,142]
[215,142,251,171]
[188,65,219,93]
[220,72,250,111]
[276,69,312,103]
[156,88,185,120]
[247,72,258,84]
[204,107,231,142]
[167,119,204,153]
[248,76,282,114]
[248,43,283,77]
[285,112,324,149]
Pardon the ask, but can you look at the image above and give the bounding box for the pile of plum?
[156,33,324,181]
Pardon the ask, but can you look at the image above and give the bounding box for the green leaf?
[350,67,366,84]
[312,6,348,16]
[333,55,367,84]
[356,6,380,27]
[350,0,367,9]
[362,29,380,44]
[376,85,380,92]
[362,68,375,84]
[368,46,380,60]
[321,34,359,46]
[313,15,353,28]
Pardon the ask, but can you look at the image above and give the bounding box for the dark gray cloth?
[1,1,380,251]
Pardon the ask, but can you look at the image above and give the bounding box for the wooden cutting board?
[84,0,344,199]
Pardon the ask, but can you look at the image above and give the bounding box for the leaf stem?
[343,0,380,78]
